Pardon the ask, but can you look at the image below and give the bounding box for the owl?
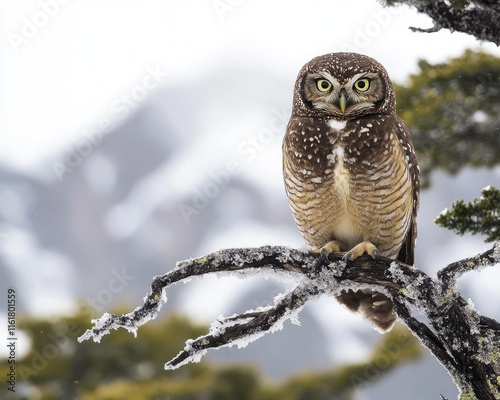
[282,52,419,333]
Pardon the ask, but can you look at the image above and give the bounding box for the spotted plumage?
[283,52,420,333]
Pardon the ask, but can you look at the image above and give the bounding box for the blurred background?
[1,1,500,399]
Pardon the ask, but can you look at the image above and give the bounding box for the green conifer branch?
[435,186,500,242]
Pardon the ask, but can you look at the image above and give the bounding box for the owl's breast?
[283,117,353,246]
[283,116,414,256]
[283,118,343,181]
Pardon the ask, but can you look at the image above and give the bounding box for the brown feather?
[283,52,419,333]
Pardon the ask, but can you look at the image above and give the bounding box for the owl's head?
[292,52,396,119]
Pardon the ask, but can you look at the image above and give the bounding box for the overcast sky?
[1,0,500,172]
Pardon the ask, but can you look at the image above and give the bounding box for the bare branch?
[78,244,500,399]
[403,0,500,45]
[409,24,442,34]
[438,242,500,289]
[165,281,322,369]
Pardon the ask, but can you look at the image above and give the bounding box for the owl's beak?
[338,89,347,113]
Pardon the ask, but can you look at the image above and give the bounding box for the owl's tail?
[335,289,396,333]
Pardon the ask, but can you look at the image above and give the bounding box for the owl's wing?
[395,117,420,266]
[398,217,417,266]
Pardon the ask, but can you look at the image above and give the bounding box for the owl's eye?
[354,78,371,92]
[316,79,332,92]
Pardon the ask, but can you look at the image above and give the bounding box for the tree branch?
[79,244,500,399]
[385,0,500,45]
[438,242,500,289]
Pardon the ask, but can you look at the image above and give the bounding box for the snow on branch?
[79,244,500,399]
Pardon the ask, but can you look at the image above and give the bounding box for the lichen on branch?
[78,244,500,399]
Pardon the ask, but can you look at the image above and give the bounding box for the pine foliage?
[435,186,500,242]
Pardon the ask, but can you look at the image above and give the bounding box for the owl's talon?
[344,241,379,261]
[311,241,341,258]
[311,241,341,271]
[320,241,341,255]
[320,248,329,263]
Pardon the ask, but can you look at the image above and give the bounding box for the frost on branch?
[164,282,321,370]
[79,244,500,399]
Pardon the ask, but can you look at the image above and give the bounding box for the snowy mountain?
[2,65,499,399]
